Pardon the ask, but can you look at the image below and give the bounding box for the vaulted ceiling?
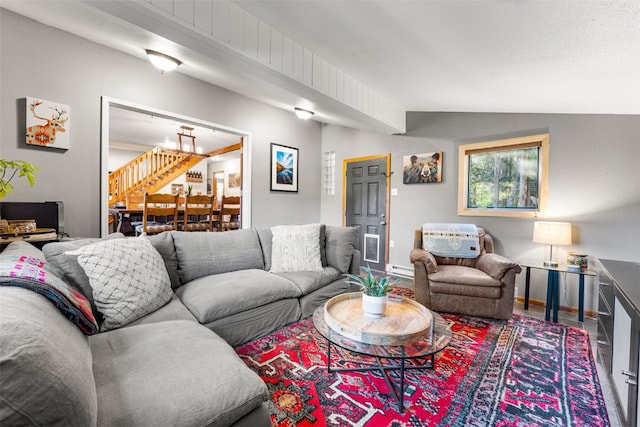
[3,0,639,134]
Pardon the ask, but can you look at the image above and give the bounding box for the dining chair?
[183,194,216,232]
[136,193,179,235]
[219,195,241,231]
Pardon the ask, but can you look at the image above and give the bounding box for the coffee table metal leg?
[324,340,438,413]
[375,357,401,411]
[400,353,405,410]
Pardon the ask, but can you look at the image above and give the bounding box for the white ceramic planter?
[362,293,387,319]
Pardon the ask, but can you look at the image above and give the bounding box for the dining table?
[109,208,221,235]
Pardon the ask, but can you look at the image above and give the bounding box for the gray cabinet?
[598,268,614,372]
[598,259,640,427]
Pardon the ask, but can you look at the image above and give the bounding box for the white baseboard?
[386,264,414,278]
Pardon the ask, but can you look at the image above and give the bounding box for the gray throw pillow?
[325,225,358,273]
[146,232,181,289]
[67,236,173,331]
[255,227,273,271]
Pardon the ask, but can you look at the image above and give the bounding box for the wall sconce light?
[294,107,314,120]
[532,221,572,267]
[145,49,182,74]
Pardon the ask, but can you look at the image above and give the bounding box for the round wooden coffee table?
[312,294,451,413]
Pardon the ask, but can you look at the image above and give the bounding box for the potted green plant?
[344,265,398,318]
[0,160,39,200]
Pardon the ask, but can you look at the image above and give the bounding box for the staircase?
[108,147,207,208]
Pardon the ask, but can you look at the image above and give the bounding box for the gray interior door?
[345,156,389,272]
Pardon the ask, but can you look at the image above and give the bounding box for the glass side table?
[519,259,596,322]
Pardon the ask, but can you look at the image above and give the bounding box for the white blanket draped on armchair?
[422,223,480,258]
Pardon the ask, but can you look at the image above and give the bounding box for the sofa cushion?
[298,278,350,319]
[127,293,197,327]
[430,281,502,299]
[90,320,268,427]
[42,233,125,321]
[175,269,302,324]
[325,225,358,273]
[1,240,46,259]
[172,229,265,283]
[275,266,341,295]
[429,265,502,288]
[0,287,97,426]
[68,236,173,331]
[208,299,302,347]
[270,224,323,273]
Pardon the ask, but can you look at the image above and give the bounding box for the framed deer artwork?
[25,97,70,150]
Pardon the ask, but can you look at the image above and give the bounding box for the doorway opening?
[100,97,251,236]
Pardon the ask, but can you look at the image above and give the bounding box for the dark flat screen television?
[0,201,64,234]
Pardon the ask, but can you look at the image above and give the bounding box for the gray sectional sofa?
[0,225,360,427]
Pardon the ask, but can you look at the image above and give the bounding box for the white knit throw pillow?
[270,224,323,273]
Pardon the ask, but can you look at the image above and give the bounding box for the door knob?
[380,221,387,225]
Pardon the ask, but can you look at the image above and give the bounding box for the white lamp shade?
[145,49,181,73]
[294,107,314,120]
[532,221,572,245]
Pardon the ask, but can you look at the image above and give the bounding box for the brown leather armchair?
[409,227,521,320]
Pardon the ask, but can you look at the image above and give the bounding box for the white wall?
[157,159,208,197]
[108,148,144,171]
[0,9,322,236]
[207,158,242,199]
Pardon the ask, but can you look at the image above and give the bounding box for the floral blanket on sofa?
[0,255,98,334]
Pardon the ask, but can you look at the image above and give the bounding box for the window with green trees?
[458,134,549,218]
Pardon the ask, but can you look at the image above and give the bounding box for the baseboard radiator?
[386,264,414,279]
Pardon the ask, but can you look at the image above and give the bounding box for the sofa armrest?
[409,248,438,274]
[475,253,522,281]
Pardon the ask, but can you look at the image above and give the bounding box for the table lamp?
[532,221,572,267]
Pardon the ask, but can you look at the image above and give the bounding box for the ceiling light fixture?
[294,107,314,120]
[145,49,182,74]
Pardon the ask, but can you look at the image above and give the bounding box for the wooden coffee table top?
[324,292,433,345]
[313,294,451,359]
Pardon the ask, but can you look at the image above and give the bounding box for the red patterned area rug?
[236,288,609,427]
